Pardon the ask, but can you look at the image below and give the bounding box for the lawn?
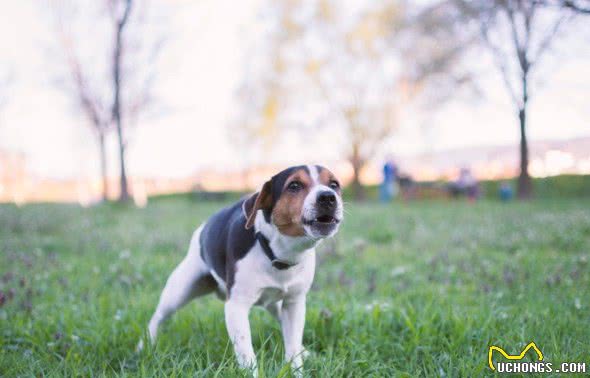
[1,198,589,377]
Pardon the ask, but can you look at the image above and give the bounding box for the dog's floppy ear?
[243,180,272,229]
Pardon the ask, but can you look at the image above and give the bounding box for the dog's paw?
[300,347,312,360]
[136,337,153,353]
[136,339,144,353]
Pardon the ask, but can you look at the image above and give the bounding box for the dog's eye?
[287,181,303,192]
[329,180,340,190]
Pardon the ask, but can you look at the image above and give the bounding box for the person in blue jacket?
[380,158,398,202]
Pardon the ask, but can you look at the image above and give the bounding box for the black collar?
[255,232,295,270]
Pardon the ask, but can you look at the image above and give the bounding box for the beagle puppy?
[139,165,344,375]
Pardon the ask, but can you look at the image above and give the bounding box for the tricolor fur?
[139,165,344,376]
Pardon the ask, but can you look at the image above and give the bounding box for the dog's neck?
[254,210,322,265]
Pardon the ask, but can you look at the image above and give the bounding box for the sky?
[0,0,589,180]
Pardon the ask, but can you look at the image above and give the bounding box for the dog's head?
[243,165,343,238]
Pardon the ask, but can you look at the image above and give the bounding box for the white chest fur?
[231,244,317,306]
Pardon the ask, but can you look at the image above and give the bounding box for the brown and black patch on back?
[200,200,256,295]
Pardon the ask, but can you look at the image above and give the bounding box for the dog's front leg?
[225,299,257,373]
[280,295,307,375]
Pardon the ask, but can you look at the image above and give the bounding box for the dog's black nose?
[317,191,336,209]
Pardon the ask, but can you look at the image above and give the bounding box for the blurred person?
[499,181,514,202]
[449,167,480,200]
[380,157,398,202]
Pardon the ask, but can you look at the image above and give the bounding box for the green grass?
[1,199,589,377]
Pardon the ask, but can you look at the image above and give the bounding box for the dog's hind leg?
[138,226,214,351]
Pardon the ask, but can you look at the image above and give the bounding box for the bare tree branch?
[480,20,522,107]
[535,0,590,14]
[51,2,113,201]
[420,0,577,198]
[50,0,161,202]
[562,0,590,13]
[532,14,568,63]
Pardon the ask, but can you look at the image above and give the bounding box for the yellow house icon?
[488,342,544,370]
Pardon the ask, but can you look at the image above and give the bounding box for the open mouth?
[315,214,337,224]
[303,214,340,226]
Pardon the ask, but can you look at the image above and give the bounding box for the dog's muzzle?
[302,190,341,236]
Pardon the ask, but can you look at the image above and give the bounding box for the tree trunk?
[98,132,109,202]
[113,50,129,202]
[114,118,129,202]
[517,69,532,199]
[517,106,532,199]
[350,144,366,201]
[112,1,132,203]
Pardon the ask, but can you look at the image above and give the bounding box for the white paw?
[300,347,311,360]
[237,355,258,376]
[287,349,308,377]
[136,339,144,353]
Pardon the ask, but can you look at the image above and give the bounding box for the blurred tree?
[400,2,481,108]
[54,23,112,201]
[411,0,576,199]
[109,0,133,202]
[230,1,294,188]
[235,0,404,200]
[71,64,111,202]
[311,1,402,200]
[51,0,162,203]
[536,0,590,13]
